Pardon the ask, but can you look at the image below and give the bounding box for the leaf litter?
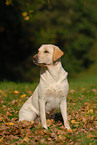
[0,86,97,144]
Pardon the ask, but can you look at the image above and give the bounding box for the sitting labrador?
[19,44,70,130]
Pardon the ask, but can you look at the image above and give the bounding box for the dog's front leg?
[60,98,71,130]
[39,98,48,130]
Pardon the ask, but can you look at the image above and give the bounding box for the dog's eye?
[44,50,49,53]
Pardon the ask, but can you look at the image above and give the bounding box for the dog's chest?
[45,83,67,113]
[45,83,64,98]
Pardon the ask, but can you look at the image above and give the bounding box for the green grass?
[0,75,97,144]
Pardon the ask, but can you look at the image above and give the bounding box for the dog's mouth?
[33,60,47,66]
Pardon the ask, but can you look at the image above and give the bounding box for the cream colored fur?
[19,44,70,130]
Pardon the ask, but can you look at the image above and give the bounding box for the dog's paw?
[66,126,71,130]
[44,127,48,130]
[43,125,48,130]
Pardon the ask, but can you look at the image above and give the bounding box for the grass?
[0,75,97,144]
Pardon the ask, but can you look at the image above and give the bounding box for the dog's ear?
[53,46,64,61]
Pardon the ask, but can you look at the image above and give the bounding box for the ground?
[0,75,97,144]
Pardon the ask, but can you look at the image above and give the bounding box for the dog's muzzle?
[33,54,50,66]
[33,54,38,65]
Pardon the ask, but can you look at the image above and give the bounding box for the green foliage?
[0,0,97,81]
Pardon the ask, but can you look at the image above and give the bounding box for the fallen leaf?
[87,109,93,114]
[31,121,34,125]
[5,122,9,125]
[5,122,14,126]
[40,138,46,143]
[0,90,3,94]
[13,90,19,94]
[0,137,4,142]
[70,89,75,94]
[58,135,66,140]
[5,0,12,6]
[9,122,14,126]
[71,120,76,124]
[24,16,29,21]
[47,119,54,127]
[11,99,18,105]
[92,89,97,95]
[81,88,86,91]
[23,136,29,142]
[50,132,57,139]
[87,133,93,138]
[4,94,7,97]
[67,129,73,133]
[22,12,28,17]
[20,94,26,98]
[95,126,97,129]
[0,117,3,121]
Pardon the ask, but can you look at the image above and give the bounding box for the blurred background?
[0,0,97,82]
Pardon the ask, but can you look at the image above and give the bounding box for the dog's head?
[33,44,64,66]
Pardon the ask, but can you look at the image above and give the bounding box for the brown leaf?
[67,129,73,133]
[58,134,66,140]
[47,119,54,127]
[0,137,4,143]
[23,136,29,142]
[5,0,12,6]
[0,90,4,94]
[22,12,28,17]
[87,109,93,114]
[87,133,93,139]
[13,90,19,94]
[50,132,58,139]
[20,94,26,98]
[70,89,75,94]
[11,100,18,105]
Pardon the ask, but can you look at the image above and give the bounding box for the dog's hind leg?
[19,97,39,122]
[19,109,37,122]
[19,87,39,122]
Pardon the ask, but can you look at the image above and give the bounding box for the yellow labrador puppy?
[19,44,70,130]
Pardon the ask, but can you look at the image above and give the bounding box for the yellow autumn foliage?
[5,0,12,6]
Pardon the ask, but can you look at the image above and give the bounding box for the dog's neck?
[40,59,67,82]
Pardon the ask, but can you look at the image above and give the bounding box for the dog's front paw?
[43,126,48,130]
[65,125,73,132]
[64,123,71,130]
[66,126,71,130]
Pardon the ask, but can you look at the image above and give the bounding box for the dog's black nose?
[33,54,38,64]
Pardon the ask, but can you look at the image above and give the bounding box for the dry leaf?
[24,16,29,21]
[0,117,3,121]
[11,100,18,105]
[81,88,86,91]
[23,136,29,142]
[67,129,73,133]
[0,137,4,142]
[47,119,54,127]
[0,90,3,94]
[9,122,14,126]
[87,109,93,114]
[87,133,93,139]
[31,121,34,125]
[58,135,66,140]
[70,89,75,94]
[92,89,97,95]
[20,94,26,98]
[4,94,7,97]
[22,12,28,17]
[5,0,12,6]
[13,90,19,94]
[71,120,76,124]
